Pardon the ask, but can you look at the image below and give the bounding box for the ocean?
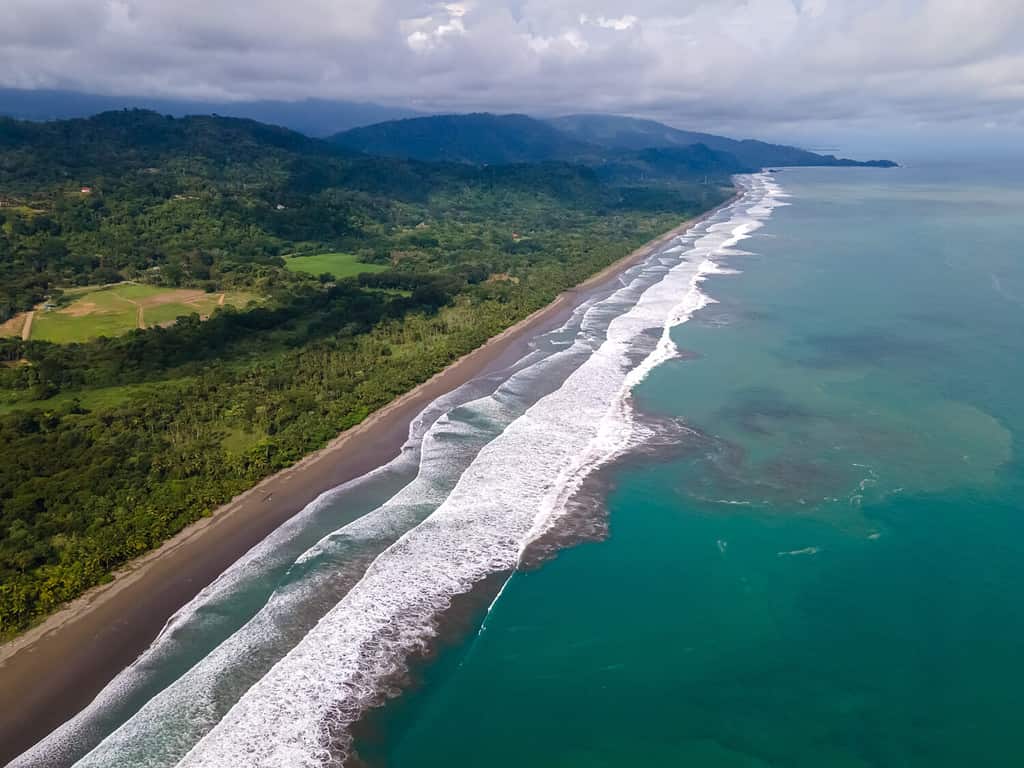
[13,163,1024,767]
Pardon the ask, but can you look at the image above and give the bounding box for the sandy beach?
[0,196,736,764]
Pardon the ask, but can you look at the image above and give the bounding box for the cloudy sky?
[2,0,1022,153]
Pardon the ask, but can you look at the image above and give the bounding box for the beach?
[0,196,734,765]
[370,163,1024,768]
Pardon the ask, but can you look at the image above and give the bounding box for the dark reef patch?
[717,386,818,436]
[693,294,771,330]
[785,329,944,369]
[520,411,715,570]
[346,570,510,768]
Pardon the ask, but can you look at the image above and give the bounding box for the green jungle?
[0,110,732,635]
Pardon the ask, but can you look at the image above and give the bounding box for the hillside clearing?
[284,252,389,279]
[0,314,27,339]
[22,284,257,343]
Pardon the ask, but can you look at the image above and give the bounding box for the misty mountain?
[331,113,597,165]
[551,114,897,168]
[332,112,894,172]
[330,113,755,183]
[591,144,752,184]
[0,89,895,169]
[0,88,420,137]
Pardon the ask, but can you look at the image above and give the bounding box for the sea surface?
[13,163,1024,767]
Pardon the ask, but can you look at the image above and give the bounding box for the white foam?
[43,202,710,768]
[777,546,821,557]
[11,377,497,768]
[20,303,616,768]
[171,174,784,768]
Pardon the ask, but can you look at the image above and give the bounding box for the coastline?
[0,192,738,764]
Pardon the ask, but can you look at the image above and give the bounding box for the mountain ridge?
[0,88,421,137]
[332,112,896,170]
[330,112,596,165]
[0,88,896,168]
[551,113,897,168]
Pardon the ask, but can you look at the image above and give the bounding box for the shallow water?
[13,176,785,768]
[17,163,1024,767]
[370,163,1024,767]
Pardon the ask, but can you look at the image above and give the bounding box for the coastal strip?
[0,194,736,765]
[172,177,775,766]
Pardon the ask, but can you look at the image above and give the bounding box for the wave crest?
[173,173,785,768]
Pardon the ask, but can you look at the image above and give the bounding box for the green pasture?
[29,284,257,343]
[283,252,389,279]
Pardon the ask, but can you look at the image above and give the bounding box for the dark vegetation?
[0,109,732,635]
[550,113,898,168]
[332,112,897,169]
[332,112,594,164]
[0,87,420,137]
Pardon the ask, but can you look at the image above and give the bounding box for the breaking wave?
[12,174,784,768]
[168,173,785,767]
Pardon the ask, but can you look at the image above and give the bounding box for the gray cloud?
[2,0,1022,147]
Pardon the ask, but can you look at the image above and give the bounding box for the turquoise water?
[15,167,1023,768]
[373,165,1024,767]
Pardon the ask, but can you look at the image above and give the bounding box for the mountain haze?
[0,88,421,138]
[331,113,596,165]
[551,114,897,168]
[333,112,896,171]
[592,145,751,184]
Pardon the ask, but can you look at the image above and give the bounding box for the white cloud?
[1,0,1022,139]
[580,13,638,30]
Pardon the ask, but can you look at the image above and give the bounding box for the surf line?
[30,218,689,768]
[170,174,786,768]
[171,174,783,768]
[463,183,772,657]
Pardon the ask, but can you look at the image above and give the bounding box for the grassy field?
[24,284,257,343]
[283,252,389,279]
[0,378,194,415]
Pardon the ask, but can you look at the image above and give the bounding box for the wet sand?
[0,197,735,764]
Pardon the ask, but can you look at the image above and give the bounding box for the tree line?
[0,109,732,635]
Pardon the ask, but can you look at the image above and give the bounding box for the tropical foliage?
[0,110,732,635]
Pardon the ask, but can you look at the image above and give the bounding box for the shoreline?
[0,192,738,764]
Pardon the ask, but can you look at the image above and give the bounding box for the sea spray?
[172,174,785,767]
[27,250,663,767]
[13,306,598,768]
[8,383,476,768]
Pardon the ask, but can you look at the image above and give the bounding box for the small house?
[80,186,93,195]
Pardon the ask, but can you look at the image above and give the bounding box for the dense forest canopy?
[549,113,898,168]
[0,87,421,137]
[332,112,597,164]
[0,109,732,635]
[0,110,680,322]
[331,112,896,169]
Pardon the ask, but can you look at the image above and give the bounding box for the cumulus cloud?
[1,0,1022,139]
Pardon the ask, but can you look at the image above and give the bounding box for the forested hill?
[0,109,732,635]
[0,108,465,193]
[331,112,895,169]
[550,114,898,168]
[0,110,332,189]
[0,110,621,321]
[330,113,757,182]
[331,113,597,165]
[0,87,420,137]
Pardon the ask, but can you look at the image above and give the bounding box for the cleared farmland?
[283,252,389,279]
[18,284,256,343]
